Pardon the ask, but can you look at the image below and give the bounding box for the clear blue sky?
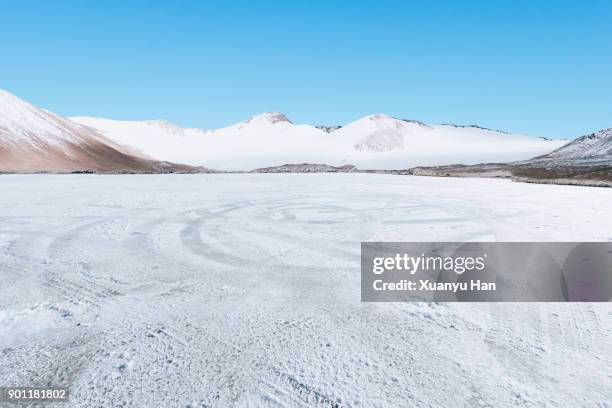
[1,0,610,138]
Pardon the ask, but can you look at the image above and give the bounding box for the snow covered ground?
[1,174,611,407]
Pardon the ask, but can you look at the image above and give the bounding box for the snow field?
[0,174,611,407]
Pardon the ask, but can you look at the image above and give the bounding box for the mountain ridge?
[529,128,612,165]
[0,90,201,173]
[71,110,568,171]
[0,89,573,172]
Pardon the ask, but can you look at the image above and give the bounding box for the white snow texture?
[1,174,611,407]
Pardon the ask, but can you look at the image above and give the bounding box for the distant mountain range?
[1,89,609,177]
[71,112,567,171]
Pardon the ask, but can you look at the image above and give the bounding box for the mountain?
[72,112,567,171]
[506,127,612,185]
[0,90,198,173]
[73,112,337,170]
[528,128,612,166]
[407,127,612,187]
[68,116,210,165]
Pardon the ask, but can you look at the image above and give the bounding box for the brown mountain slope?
[0,90,202,173]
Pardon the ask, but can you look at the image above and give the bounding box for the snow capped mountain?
[332,114,430,152]
[0,89,568,172]
[0,89,97,147]
[0,90,195,173]
[72,116,209,164]
[329,115,569,169]
[531,128,612,166]
[245,111,291,125]
[72,111,567,171]
[73,112,335,169]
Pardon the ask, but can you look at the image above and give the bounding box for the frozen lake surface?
[1,174,611,407]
